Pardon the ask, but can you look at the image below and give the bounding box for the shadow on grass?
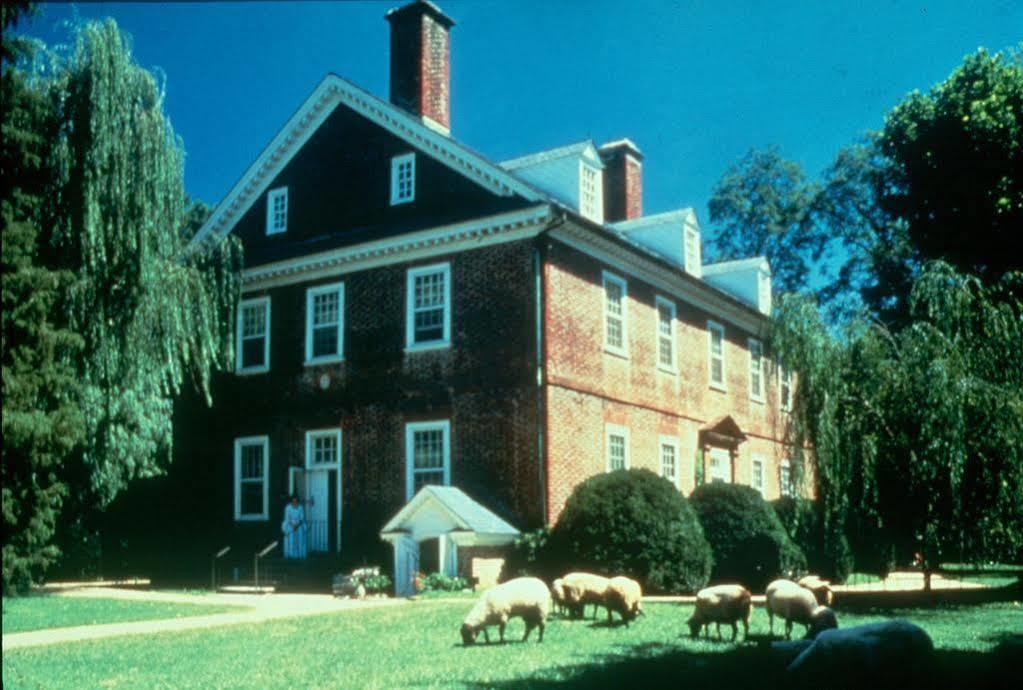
[478,639,1019,690]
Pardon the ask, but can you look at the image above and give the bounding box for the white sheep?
[460,577,551,645]
[560,572,610,620]
[551,578,567,616]
[604,576,643,624]
[687,584,752,641]
[798,574,834,606]
[766,578,838,639]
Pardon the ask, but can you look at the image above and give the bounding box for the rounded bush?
[690,482,806,591]
[546,469,713,593]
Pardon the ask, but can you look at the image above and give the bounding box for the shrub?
[690,482,805,591]
[363,574,392,594]
[502,527,557,581]
[546,469,713,593]
[772,497,854,583]
[416,572,470,593]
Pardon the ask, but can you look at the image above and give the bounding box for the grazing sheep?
[561,572,610,620]
[687,584,752,641]
[766,579,838,640]
[551,578,567,615]
[604,576,643,625]
[785,620,934,687]
[798,575,834,606]
[460,577,551,645]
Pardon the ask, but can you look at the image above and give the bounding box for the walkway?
[2,586,405,651]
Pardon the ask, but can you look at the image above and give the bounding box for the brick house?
[176,1,797,590]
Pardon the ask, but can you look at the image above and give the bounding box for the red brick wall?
[601,148,643,222]
[542,238,797,522]
[420,13,451,129]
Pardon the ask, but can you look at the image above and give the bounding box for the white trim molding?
[659,435,681,489]
[305,428,342,470]
[241,205,551,293]
[605,423,630,472]
[748,337,765,403]
[234,436,270,521]
[236,296,271,374]
[655,295,677,374]
[190,74,543,249]
[390,153,416,205]
[405,420,452,501]
[305,282,345,365]
[707,320,726,391]
[602,270,629,358]
[405,262,452,351]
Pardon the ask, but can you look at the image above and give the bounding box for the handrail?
[253,540,279,591]
[211,546,232,591]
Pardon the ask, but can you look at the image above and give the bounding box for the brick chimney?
[385,1,455,133]
[599,139,643,222]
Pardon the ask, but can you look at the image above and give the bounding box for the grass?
[1,595,243,634]
[3,599,1020,689]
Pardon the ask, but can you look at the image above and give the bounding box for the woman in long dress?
[282,494,307,559]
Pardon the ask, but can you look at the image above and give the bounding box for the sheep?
[785,620,934,688]
[686,584,752,641]
[551,578,567,615]
[798,575,834,606]
[603,576,643,625]
[460,577,551,645]
[766,578,838,640]
[560,572,610,620]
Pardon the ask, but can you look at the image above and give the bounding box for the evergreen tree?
[1,1,84,592]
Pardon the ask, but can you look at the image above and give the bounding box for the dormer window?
[685,228,701,275]
[266,187,288,235]
[391,153,416,205]
[579,162,602,222]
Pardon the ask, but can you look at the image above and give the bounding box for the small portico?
[699,415,748,484]
[379,485,520,596]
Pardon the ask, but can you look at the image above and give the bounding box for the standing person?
[282,494,307,559]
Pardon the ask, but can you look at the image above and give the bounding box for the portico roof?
[699,415,748,450]
[379,485,520,546]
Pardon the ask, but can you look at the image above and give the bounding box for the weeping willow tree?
[47,21,241,528]
[771,263,1023,587]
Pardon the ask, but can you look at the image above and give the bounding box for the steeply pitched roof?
[379,485,520,537]
[702,256,771,275]
[500,140,601,170]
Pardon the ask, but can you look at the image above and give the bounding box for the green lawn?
[3,600,1020,689]
[1,595,243,634]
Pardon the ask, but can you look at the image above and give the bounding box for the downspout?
[535,211,566,527]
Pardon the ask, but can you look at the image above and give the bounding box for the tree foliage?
[49,20,242,511]
[1,0,84,593]
[771,264,1023,578]
[2,15,240,589]
[709,47,1023,326]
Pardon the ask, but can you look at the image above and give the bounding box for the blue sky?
[19,1,1022,241]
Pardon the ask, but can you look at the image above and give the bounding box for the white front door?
[709,448,732,483]
[307,469,329,552]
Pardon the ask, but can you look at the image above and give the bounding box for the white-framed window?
[707,320,726,390]
[266,187,288,235]
[605,424,630,472]
[751,455,765,496]
[780,458,794,497]
[684,228,701,275]
[780,366,793,412]
[305,429,341,469]
[234,436,269,521]
[305,282,344,364]
[603,271,628,357]
[390,153,416,205]
[405,420,451,500]
[236,297,270,373]
[660,436,680,487]
[709,447,731,483]
[748,338,764,402]
[656,296,676,373]
[579,162,602,222]
[406,262,451,350]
